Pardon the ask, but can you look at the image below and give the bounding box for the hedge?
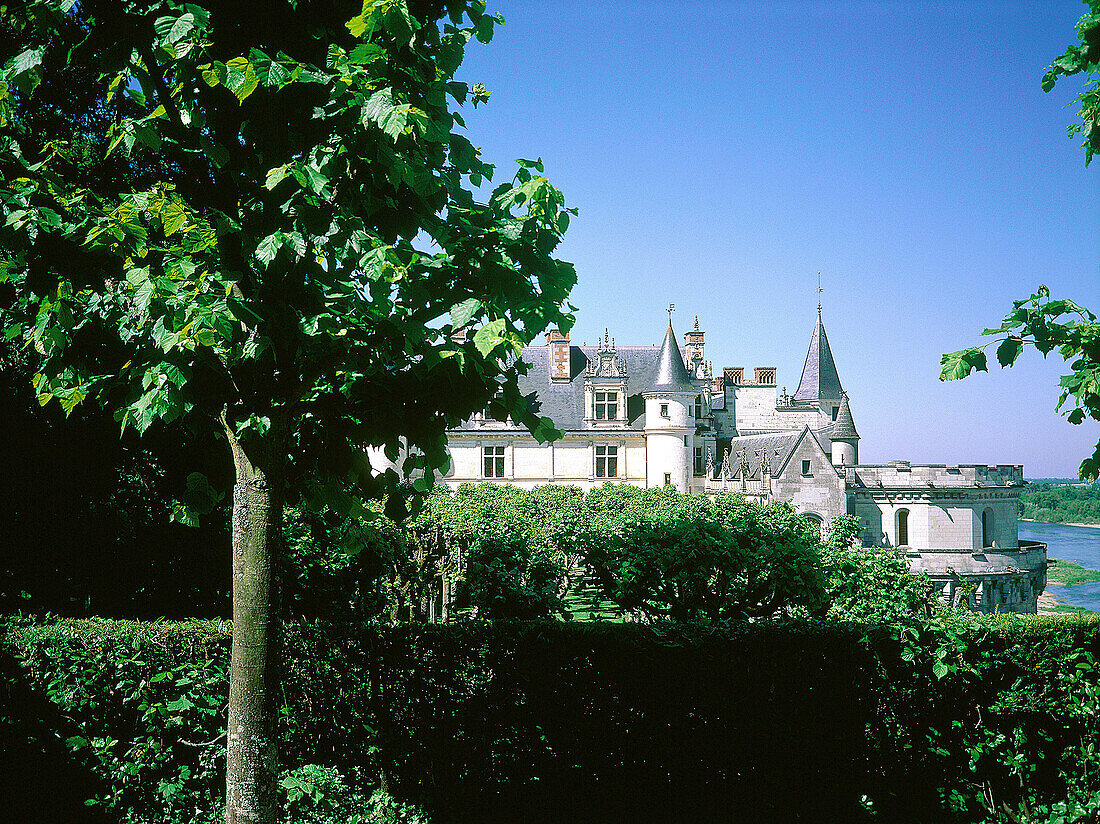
[2,615,1100,823]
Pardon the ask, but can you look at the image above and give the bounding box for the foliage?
[0,1,576,502]
[1042,0,1100,167]
[941,287,1100,481]
[578,485,827,622]
[461,533,563,620]
[0,617,229,823]
[279,504,395,621]
[1019,481,1100,525]
[6,615,1100,824]
[941,4,1099,481]
[281,765,429,824]
[820,514,946,623]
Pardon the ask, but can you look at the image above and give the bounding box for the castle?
[441,309,1048,613]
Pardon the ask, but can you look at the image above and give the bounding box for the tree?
[0,2,576,821]
[940,1,1099,480]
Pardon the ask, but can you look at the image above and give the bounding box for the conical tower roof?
[650,320,695,393]
[794,306,843,402]
[831,392,859,439]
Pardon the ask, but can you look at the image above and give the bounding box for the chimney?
[754,367,776,385]
[546,329,570,380]
[724,367,744,386]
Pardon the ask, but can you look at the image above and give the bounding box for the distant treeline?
[1019,482,1100,525]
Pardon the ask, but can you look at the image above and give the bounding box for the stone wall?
[770,434,846,524]
[444,434,647,490]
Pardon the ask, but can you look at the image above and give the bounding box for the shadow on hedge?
[0,648,113,823]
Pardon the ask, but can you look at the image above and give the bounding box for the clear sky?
[454,1,1099,478]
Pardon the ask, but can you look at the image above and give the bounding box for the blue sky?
[454,1,1099,477]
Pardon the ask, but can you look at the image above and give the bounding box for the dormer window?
[595,391,618,420]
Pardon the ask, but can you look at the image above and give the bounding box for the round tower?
[643,319,696,492]
[830,392,859,466]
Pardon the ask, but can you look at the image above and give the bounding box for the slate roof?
[652,322,695,392]
[831,393,859,439]
[721,431,802,479]
[453,338,702,432]
[794,308,844,402]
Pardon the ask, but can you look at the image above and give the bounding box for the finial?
[604,327,609,346]
[694,314,699,331]
[667,303,675,325]
[817,272,823,318]
[611,337,615,349]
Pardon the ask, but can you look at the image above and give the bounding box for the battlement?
[847,463,1024,489]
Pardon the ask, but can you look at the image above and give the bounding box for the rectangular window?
[694,395,704,419]
[483,446,505,478]
[694,447,704,475]
[595,391,618,420]
[801,460,811,475]
[595,445,618,478]
[831,407,839,421]
[660,403,669,418]
[664,473,671,486]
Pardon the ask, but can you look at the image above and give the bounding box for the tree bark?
[224,416,284,824]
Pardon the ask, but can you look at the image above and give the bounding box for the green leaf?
[161,202,188,235]
[932,661,949,680]
[473,318,507,357]
[348,44,384,65]
[264,165,290,190]
[224,57,259,102]
[255,232,282,266]
[363,88,410,140]
[449,298,481,329]
[382,1,416,42]
[939,348,988,381]
[155,13,196,45]
[249,49,291,87]
[8,48,44,78]
[166,696,195,712]
[996,337,1023,368]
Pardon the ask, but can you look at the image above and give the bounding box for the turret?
[643,318,696,492]
[794,306,845,424]
[830,392,859,465]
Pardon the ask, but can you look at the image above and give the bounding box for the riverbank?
[1019,518,1100,529]
[1037,589,1064,614]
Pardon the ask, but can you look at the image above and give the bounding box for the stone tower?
[643,319,696,492]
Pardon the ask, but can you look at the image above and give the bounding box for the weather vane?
[667,302,675,322]
[817,272,823,317]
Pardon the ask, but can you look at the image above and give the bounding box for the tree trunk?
[224,418,284,824]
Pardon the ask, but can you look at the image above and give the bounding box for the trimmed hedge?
[3,616,1100,823]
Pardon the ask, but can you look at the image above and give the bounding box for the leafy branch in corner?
[940,286,1100,480]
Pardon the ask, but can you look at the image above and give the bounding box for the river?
[1018,521,1100,612]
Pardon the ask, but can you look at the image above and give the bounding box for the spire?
[651,319,695,392]
[831,392,859,439]
[794,308,843,402]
